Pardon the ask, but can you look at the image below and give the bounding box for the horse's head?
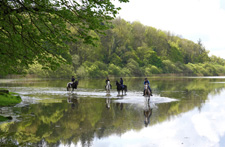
[116,81,119,85]
[144,83,148,89]
[71,81,78,88]
[107,81,110,85]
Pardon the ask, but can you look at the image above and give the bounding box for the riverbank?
[0,89,22,122]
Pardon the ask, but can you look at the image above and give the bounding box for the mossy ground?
[0,93,22,106]
[0,89,22,121]
[0,115,8,121]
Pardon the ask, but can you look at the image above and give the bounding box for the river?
[0,77,225,147]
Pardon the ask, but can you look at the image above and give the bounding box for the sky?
[114,0,225,59]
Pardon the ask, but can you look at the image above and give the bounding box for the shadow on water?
[1,77,225,146]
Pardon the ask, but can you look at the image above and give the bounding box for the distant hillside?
[27,18,225,78]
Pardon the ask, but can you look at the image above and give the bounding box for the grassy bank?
[0,93,22,106]
[0,89,22,122]
[0,116,9,121]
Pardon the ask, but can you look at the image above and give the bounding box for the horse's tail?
[67,83,71,91]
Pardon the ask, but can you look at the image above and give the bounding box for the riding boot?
[150,89,153,96]
[143,90,145,96]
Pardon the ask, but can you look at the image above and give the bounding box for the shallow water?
[1,77,225,147]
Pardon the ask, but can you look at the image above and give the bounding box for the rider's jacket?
[144,80,150,85]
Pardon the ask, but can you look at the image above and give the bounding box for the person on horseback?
[105,77,112,89]
[120,78,124,88]
[71,76,75,82]
[143,78,153,96]
[68,76,75,87]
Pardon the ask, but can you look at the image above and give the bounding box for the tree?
[0,0,129,76]
[143,51,162,68]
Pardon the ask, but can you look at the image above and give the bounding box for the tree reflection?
[1,77,225,146]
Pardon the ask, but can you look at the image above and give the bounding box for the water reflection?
[1,77,225,146]
[105,98,111,109]
[67,93,79,109]
[143,97,152,127]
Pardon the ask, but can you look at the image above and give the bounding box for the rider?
[143,78,153,96]
[105,77,112,89]
[120,78,124,88]
[69,76,75,87]
[71,76,75,83]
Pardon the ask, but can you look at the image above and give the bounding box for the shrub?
[121,67,131,77]
[108,64,121,76]
[162,60,181,73]
[77,66,88,78]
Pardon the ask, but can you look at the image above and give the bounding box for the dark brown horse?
[116,81,127,95]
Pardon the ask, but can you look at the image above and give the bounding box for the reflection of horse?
[116,81,127,95]
[105,98,111,109]
[116,102,123,110]
[144,97,152,127]
[143,83,151,96]
[67,94,78,109]
[67,81,78,91]
[105,81,111,93]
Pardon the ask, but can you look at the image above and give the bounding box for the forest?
[25,18,225,78]
[1,0,225,78]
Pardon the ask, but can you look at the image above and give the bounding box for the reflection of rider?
[143,78,153,96]
[120,78,124,88]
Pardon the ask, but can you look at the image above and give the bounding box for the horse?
[105,80,111,93]
[67,81,78,92]
[116,81,127,95]
[143,83,151,96]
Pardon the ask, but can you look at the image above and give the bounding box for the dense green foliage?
[1,0,224,78]
[25,18,225,78]
[0,0,129,76]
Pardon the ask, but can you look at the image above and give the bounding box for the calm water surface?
[1,77,225,147]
